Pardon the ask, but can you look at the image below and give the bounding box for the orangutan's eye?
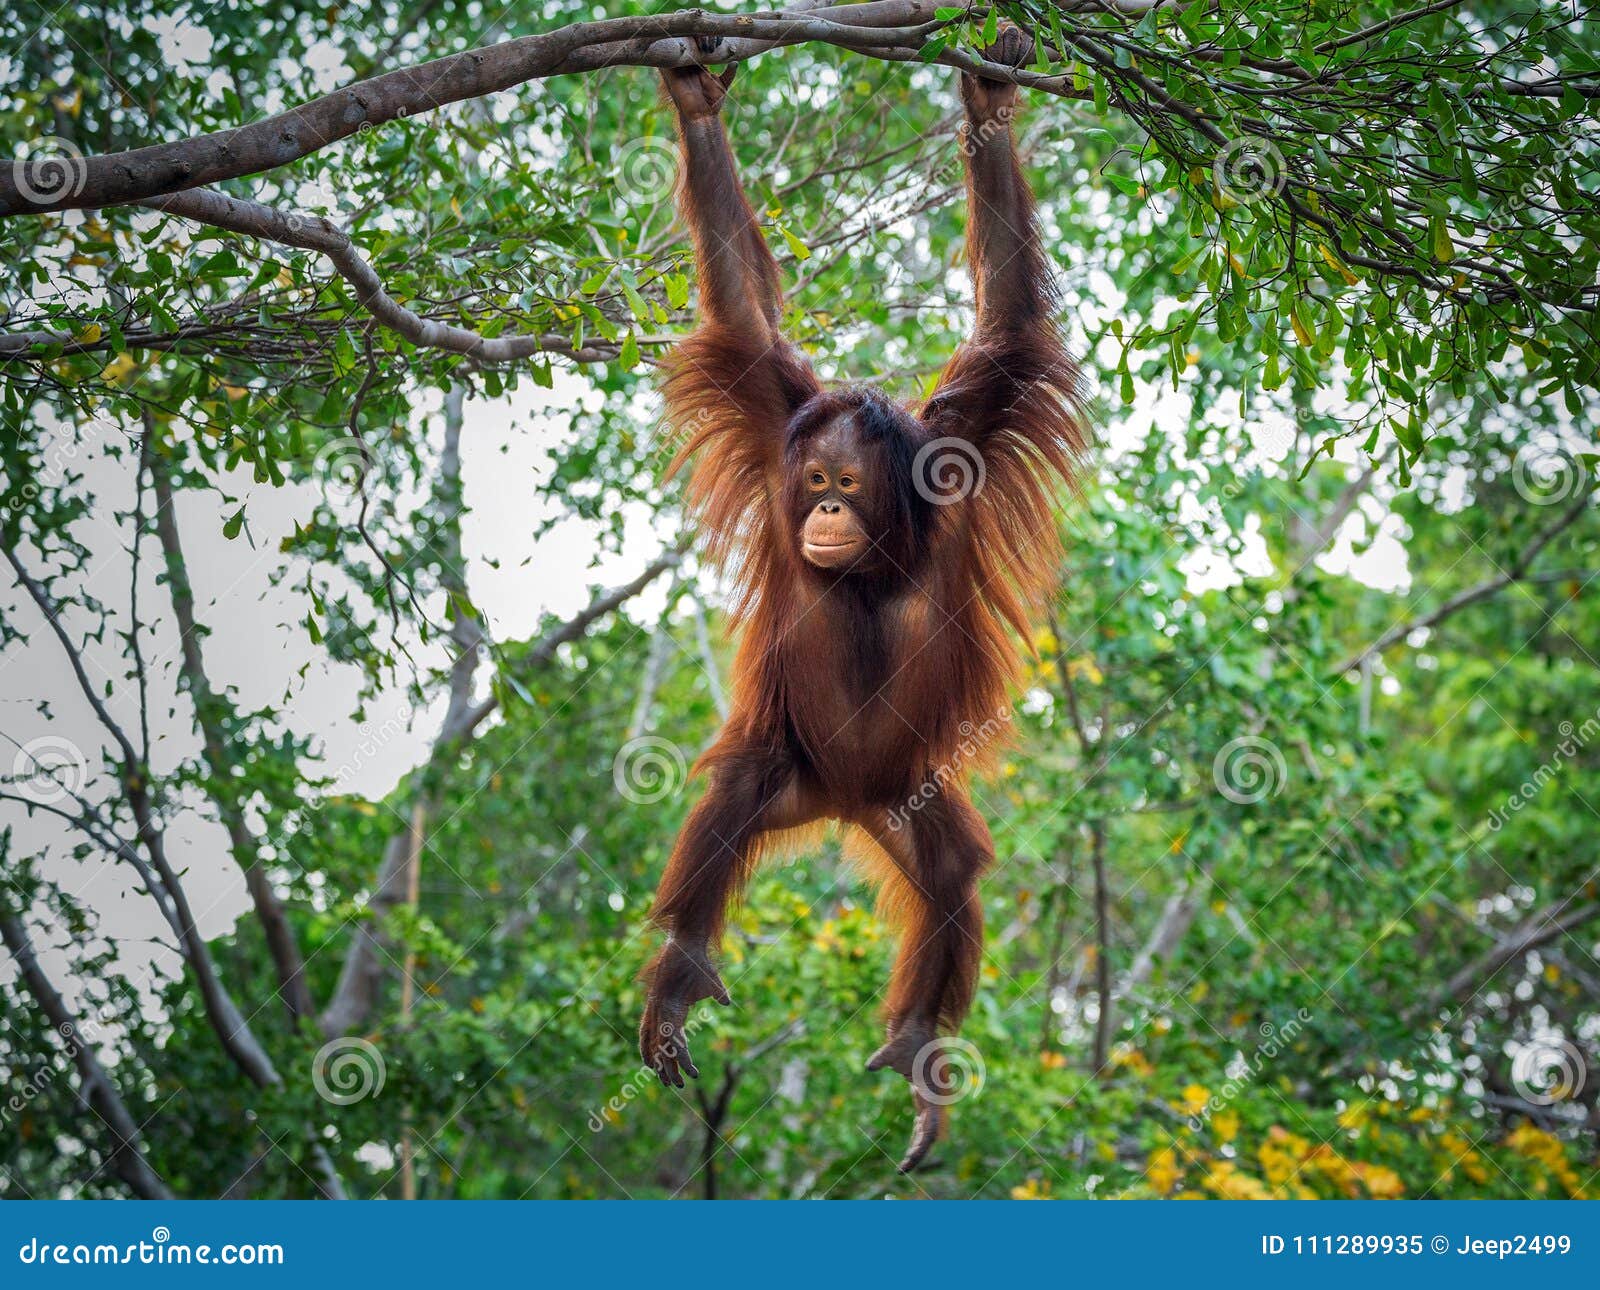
[839,474,856,491]
[809,471,827,487]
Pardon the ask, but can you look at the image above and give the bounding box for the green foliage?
[2,1,1597,1200]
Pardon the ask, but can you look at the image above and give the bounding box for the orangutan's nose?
[819,500,842,514]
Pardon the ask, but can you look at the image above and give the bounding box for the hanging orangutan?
[639,27,1087,1173]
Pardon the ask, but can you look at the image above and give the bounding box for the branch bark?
[118,189,632,366]
[0,5,931,216]
[0,4,1114,219]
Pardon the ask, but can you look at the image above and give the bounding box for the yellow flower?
[1179,1084,1210,1116]
[1506,1124,1589,1197]
[1147,1147,1181,1195]
[1039,1050,1066,1070]
[1259,1126,1312,1189]
[1213,1109,1240,1143]
[1010,1177,1053,1200]
[1109,1044,1153,1077]
[1204,1160,1270,1200]
[1358,1164,1404,1199]
[1337,1104,1370,1132]
[1440,1132,1489,1185]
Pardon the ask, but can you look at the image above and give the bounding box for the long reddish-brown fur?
[638,38,1087,1172]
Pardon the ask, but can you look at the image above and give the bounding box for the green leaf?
[778,225,812,261]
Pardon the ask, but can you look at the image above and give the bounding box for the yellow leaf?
[100,353,139,384]
[1317,243,1359,286]
[1432,216,1454,262]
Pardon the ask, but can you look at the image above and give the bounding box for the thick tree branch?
[0,5,953,216]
